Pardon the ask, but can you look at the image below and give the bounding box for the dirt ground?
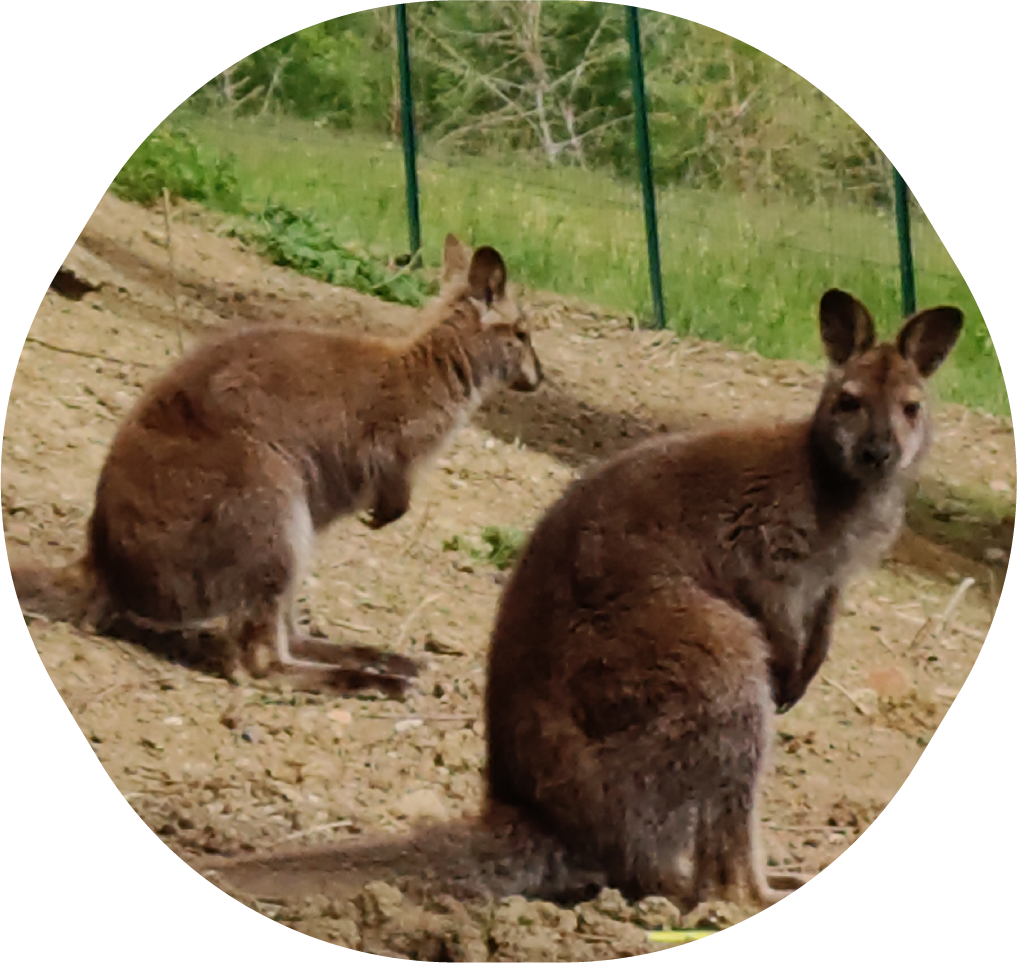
[4,193,1014,960]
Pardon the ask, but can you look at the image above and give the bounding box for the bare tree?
[413,1,630,165]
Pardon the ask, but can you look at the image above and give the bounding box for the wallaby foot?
[766,871,814,892]
[736,872,813,909]
[360,468,412,530]
[276,665,413,700]
[274,633,417,699]
[234,617,418,698]
[288,633,419,680]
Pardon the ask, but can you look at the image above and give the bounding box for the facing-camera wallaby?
[484,289,962,908]
[203,290,961,914]
[11,235,542,696]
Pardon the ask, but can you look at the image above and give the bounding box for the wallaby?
[200,290,961,915]
[484,289,963,909]
[9,235,542,696]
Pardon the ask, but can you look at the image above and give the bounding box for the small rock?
[586,887,632,922]
[330,917,361,950]
[866,666,913,701]
[634,895,683,930]
[329,708,353,726]
[424,633,465,656]
[356,880,404,927]
[164,716,183,727]
[985,546,1008,563]
[682,899,748,929]
[990,479,1011,493]
[394,718,424,733]
[852,687,880,716]
[219,711,241,731]
[241,725,263,744]
[396,788,448,823]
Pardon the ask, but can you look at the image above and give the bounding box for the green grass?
[442,526,527,572]
[228,204,435,307]
[174,110,1008,417]
[112,124,243,212]
[112,121,433,308]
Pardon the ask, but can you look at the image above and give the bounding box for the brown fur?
[202,290,960,912]
[11,235,542,696]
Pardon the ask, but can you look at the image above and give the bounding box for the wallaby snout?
[509,326,543,392]
[858,431,898,476]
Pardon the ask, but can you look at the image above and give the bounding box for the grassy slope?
[182,112,1007,417]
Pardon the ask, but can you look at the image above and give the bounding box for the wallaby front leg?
[733,579,804,712]
[362,467,411,530]
[777,587,837,712]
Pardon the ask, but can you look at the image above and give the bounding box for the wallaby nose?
[860,440,893,470]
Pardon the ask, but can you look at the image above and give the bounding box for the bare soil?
[4,193,1013,960]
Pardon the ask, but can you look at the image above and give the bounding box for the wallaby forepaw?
[358,511,383,530]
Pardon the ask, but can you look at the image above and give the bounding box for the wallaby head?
[439,233,543,393]
[812,289,963,485]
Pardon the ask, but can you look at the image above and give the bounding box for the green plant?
[442,525,527,571]
[112,124,243,211]
[478,526,527,570]
[229,202,436,306]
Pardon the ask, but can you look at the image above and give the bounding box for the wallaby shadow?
[477,380,666,471]
[55,615,416,700]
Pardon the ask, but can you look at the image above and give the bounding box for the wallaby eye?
[836,392,861,413]
[903,401,921,419]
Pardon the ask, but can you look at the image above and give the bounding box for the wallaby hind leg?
[686,795,777,910]
[238,609,415,698]
[494,579,774,909]
[278,584,418,691]
[255,495,417,696]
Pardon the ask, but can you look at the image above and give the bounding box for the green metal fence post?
[396,4,421,262]
[625,5,666,329]
[893,167,916,316]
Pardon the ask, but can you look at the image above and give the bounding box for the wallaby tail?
[198,806,607,906]
[9,555,101,625]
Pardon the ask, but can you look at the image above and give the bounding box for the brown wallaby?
[9,235,542,696]
[483,289,963,909]
[200,290,961,915]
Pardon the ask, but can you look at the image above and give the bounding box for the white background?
[1,1,1013,960]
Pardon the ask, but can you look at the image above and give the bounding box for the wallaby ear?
[468,246,507,307]
[896,306,964,378]
[441,233,471,284]
[819,289,877,366]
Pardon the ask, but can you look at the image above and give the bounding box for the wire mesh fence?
[127,1,1003,414]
